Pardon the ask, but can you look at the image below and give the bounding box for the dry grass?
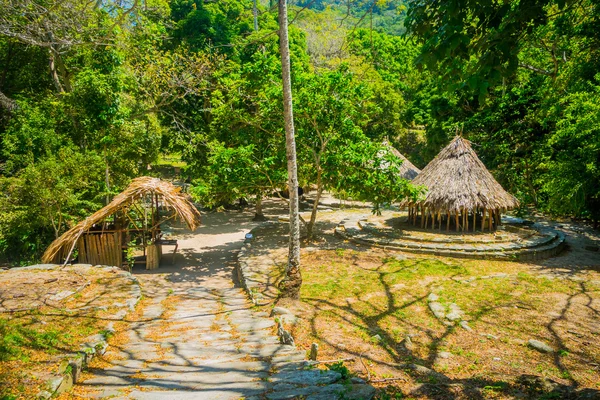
[285,248,600,399]
[0,267,137,400]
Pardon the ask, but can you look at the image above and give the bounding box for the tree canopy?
[1,0,599,264]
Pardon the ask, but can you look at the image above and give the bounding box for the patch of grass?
[0,318,64,361]
[327,361,350,380]
[294,248,600,396]
[156,153,187,168]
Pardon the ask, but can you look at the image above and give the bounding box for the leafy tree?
[0,149,104,262]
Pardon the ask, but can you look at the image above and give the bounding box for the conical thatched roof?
[42,177,201,263]
[381,140,421,180]
[402,136,519,212]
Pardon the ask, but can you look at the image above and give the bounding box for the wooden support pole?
[488,209,493,231]
[439,211,442,231]
[425,209,429,229]
[473,207,477,232]
[465,209,469,231]
[421,207,426,228]
[481,208,486,231]
[446,212,450,231]
[495,210,500,226]
[455,211,459,232]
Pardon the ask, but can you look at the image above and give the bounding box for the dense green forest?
[0,0,598,264]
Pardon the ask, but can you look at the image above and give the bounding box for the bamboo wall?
[77,232,122,267]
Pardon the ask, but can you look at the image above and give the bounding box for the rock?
[309,343,318,361]
[48,290,75,301]
[395,363,448,381]
[350,377,366,384]
[459,321,473,331]
[493,357,501,361]
[480,333,498,340]
[271,307,293,317]
[437,351,451,359]
[271,369,342,385]
[446,303,464,321]
[346,384,376,400]
[277,321,295,346]
[278,314,298,325]
[428,302,446,320]
[271,383,297,392]
[36,390,52,399]
[401,335,415,351]
[371,334,382,342]
[427,293,439,302]
[528,339,554,353]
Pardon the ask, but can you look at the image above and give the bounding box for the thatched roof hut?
[402,136,518,231]
[381,140,421,180]
[43,176,201,267]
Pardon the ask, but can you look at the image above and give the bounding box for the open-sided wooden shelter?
[42,177,201,269]
[401,136,519,231]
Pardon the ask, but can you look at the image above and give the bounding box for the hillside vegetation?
[0,0,599,264]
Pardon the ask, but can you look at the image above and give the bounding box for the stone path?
[73,207,374,400]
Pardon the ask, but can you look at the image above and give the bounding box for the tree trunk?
[104,145,110,205]
[253,0,259,31]
[48,50,64,93]
[307,168,323,240]
[278,0,302,299]
[253,195,267,221]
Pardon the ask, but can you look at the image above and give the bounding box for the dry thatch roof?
[402,136,519,212]
[42,176,201,263]
[381,140,421,180]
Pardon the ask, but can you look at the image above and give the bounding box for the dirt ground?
[247,198,600,399]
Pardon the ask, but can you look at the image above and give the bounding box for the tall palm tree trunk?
[278,0,302,299]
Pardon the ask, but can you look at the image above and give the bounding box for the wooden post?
[488,209,493,231]
[439,211,442,231]
[425,209,429,229]
[462,211,466,232]
[446,212,450,231]
[481,208,486,231]
[421,207,426,228]
[455,211,459,232]
[495,210,500,226]
[465,209,469,231]
[472,208,476,232]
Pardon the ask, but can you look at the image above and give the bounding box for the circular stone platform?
[335,212,565,261]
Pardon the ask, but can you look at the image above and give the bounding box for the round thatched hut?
[381,140,421,180]
[402,136,519,231]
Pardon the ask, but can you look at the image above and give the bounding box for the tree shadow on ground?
[298,257,600,399]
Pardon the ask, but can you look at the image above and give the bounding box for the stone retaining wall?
[336,218,566,262]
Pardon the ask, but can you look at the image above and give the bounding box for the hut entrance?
[407,206,502,232]
[43,177,201,270]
